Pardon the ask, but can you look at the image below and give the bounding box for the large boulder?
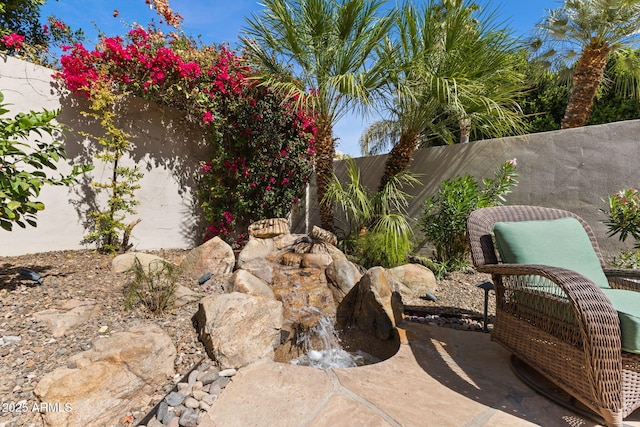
[325,258,363,305]
[338,267,403,340]
[196,293,283,369]
[387,264,438,302]
[236,238,276,268]
[230,269,276,299]
[33,299,101,338]
[34,323,175,427]
[180,237,236,281]
[110,252,167,273]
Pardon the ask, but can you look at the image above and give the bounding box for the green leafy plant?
[420,159,518,271]
[602,188,640,268]
[324,158,420,269]
[604,188,640,246]
[81,84,142,254]
[125,257,181,315]
[0,91,91,231]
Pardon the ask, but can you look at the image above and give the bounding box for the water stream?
[289,316,376,369]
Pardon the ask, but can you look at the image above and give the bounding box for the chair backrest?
[467,205,606,269]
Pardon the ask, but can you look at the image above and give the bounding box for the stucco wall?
[0,56,211,256]
[295,119,640,260]
[3,55,639,260]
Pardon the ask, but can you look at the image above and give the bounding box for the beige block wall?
[0,56,211,256]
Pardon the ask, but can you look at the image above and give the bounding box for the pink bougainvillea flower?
[1,33,25,50]
[202,111,213,125]
[53,20,68,31]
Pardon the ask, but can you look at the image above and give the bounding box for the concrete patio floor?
[202,321,640,427]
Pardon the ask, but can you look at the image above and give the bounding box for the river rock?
[33,299,101,338]
[196,293,283,369]
[387,263,437,301]
[180,237,236,281]
[34,323,175,427]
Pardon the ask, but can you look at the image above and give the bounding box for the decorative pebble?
[187,370,199,385]
[216,377,230,389]
[178,408,199,427]
[218,368,237,377]
[165,391,186,406]
[184,397,199,409]
[192,390,207,401]
[156,401,168,421]
[201,393,217,406]
[2,335,22,345]
[147,417,163,427]
[198,370,218,385]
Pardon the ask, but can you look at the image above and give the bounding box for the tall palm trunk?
[315,116,335,231]
[378,130,419,192]
[561,46,611,129]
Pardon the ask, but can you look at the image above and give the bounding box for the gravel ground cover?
[0,249,494,426]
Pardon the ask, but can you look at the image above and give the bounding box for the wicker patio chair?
[467,205,640,427]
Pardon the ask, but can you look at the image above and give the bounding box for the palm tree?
[362,0,527,190]
[534,0,640,129]
[242,0,394,230]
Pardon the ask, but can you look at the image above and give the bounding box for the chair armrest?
[604,268,640,291]
[478,263,622,377]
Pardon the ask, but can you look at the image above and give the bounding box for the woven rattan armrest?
[604,269,640,291]
[478,263,622,352]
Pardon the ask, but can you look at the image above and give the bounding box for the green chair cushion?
[601,289,640,353]
[493,217,610,289]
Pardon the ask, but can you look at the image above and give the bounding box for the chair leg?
[600,409,622,427]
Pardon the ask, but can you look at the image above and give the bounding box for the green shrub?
[602,188,640,268]
[125,257,181,315]
[420,159,518,271]
[0,91,91,231]
[324,159,420,269]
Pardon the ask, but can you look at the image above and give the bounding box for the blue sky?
[40,0,561,156]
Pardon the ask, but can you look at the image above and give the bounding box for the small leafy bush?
[0,91,91,231]
[603,188,640,268]
[125,257,181,315]
[420,159,518,271]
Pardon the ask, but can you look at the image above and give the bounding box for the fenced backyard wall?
[2,56,639,259]
[294,111,640,260]
[1,56,212,256]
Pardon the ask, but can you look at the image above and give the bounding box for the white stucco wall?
[0,56,210,256]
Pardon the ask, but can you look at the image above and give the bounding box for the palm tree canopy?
[242,0,395,127]
[533,0,640,128]
[361,0,527,155]
[534,0,640,68]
